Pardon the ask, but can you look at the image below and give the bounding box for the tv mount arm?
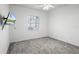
[2,12,10,30]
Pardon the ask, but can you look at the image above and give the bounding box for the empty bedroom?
[0,4,79,54]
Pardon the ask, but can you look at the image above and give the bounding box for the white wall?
[49,5,79,46]
[0,4,9,17]
[10,4,79,47]
[0,26,9,54]
[10,5,48,42]
[0,4,9,54]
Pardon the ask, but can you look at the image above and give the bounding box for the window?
[27,16,39,31]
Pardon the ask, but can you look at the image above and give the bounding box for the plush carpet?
[8,37,79,54]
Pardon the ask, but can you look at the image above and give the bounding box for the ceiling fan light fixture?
[43,4,55,10]
[43,6,49,10]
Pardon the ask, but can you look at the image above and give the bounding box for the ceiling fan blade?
[35,4,55,10]
[49,5,55,8]
[35,5,45,8]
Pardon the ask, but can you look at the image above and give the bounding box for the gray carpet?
[8,37,79,54]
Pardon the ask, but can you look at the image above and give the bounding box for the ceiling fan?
[35,4,55,10]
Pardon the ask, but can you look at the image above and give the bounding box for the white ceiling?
[11,4,66,11]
